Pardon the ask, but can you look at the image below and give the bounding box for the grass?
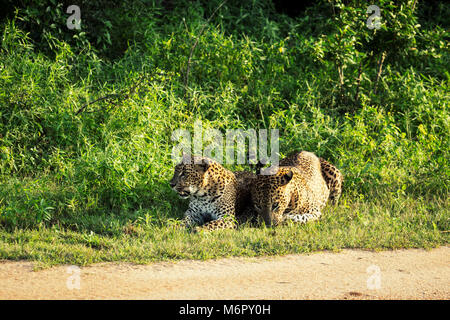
[0,0,449,268]
[1,193,448,269]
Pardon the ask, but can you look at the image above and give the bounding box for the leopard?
[279,151,343,205]
[169,154,255,231]
[250,151,343,226]
[318,157,343,205]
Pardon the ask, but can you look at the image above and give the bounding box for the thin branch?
[354,60,363,104]
[121,72,147,101]
[75,71,163,115]
[75,93,120,115]
[373,51,386,95]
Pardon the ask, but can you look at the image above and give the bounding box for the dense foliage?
[0,0,448,236]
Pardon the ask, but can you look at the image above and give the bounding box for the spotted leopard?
[169,154,255,231]
[250,151,342,226]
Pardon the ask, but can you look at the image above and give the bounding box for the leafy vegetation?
[0,0,448,266]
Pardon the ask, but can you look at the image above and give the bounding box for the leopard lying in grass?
[169,154,255,231]
[250,151,343,226]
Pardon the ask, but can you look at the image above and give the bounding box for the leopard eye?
[254,204,261,211]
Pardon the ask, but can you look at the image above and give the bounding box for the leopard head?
[250,167,294,226]
[169,154,211,199]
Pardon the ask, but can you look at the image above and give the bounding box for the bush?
[0,0,448,232]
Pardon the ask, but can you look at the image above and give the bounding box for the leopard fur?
[319,157,343,204]
[279,151,343,205]
[250,151,342,226]
[169,154,255,231]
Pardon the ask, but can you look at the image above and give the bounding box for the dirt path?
[1,246,449,300]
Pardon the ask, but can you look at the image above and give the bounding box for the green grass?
[1,193,448,269]
[0,0,449,267]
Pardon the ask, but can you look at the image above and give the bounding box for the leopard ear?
[281,170,294,185]
[195,158,210,173]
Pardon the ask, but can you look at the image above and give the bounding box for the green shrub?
[0,0,448,234]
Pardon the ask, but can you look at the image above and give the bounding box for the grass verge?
[1,194,447,269]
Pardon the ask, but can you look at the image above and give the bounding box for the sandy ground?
[0,246,449,300]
